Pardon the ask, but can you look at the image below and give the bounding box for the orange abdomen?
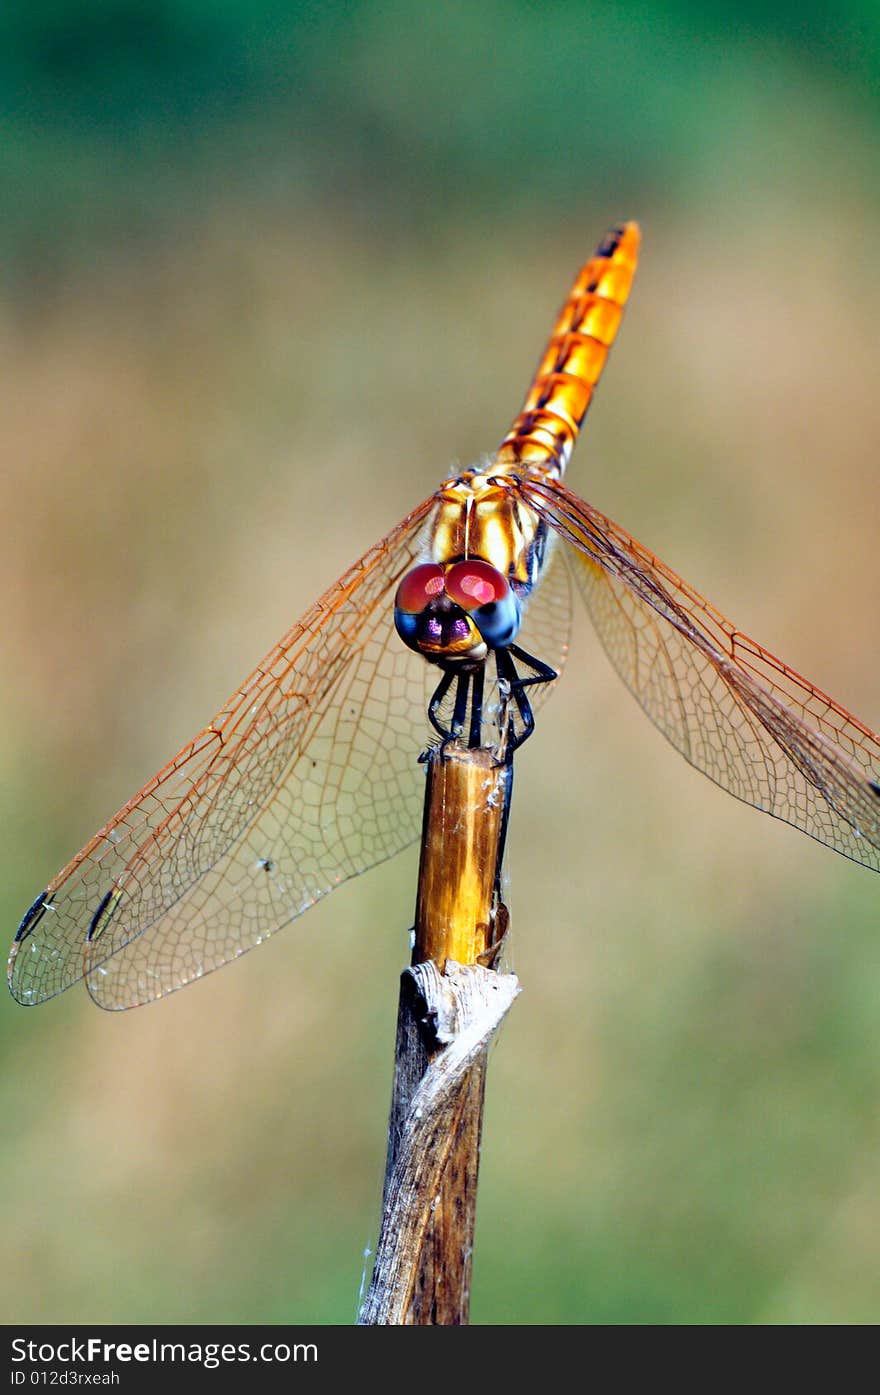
[496,221,640,475]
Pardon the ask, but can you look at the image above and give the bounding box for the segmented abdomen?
[496,221,640,475]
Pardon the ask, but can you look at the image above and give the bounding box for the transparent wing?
[517,533,573,699]
[9,494,441,1009]
[514,472,880,871]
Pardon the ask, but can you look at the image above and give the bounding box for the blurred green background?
[2,0,880,1326]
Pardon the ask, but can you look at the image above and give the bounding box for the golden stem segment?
[413,744,510,969]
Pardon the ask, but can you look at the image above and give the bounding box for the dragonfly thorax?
[394,558,521,667]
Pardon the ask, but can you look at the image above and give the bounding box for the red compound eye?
[395,563,445,614]
[444,559,510,610]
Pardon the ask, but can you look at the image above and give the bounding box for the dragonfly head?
[394,559,521,665]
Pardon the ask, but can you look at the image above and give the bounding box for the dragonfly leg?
[428,643,554,753]
[507,643,558,693]
[428,668,457,741]
[428,665,479,750]
[496,644,557,752]
[450,669,470,739]
[469,663,485,750]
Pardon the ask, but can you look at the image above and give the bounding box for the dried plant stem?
[358,745,518,1325]
[357,960,519,1324]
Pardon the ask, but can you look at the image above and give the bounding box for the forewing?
[516,533,573,700]
[515,473,880,871]
[9,494,439,1008]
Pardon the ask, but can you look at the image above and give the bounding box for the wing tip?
[8,889,50,1005]
[15,889,49,944]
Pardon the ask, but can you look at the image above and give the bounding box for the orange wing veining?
[8,493,442,1008]
[496,221,640,475]
[515,471,880,872]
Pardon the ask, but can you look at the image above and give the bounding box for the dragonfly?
[9,222,880,1011]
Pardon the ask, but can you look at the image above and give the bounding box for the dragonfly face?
[394,558,521,666]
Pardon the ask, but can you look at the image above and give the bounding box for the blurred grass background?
[2,0,880,1326]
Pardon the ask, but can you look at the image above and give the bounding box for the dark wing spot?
[871,780,880,798]
[16,890,49,943]
[88,889,116,943]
